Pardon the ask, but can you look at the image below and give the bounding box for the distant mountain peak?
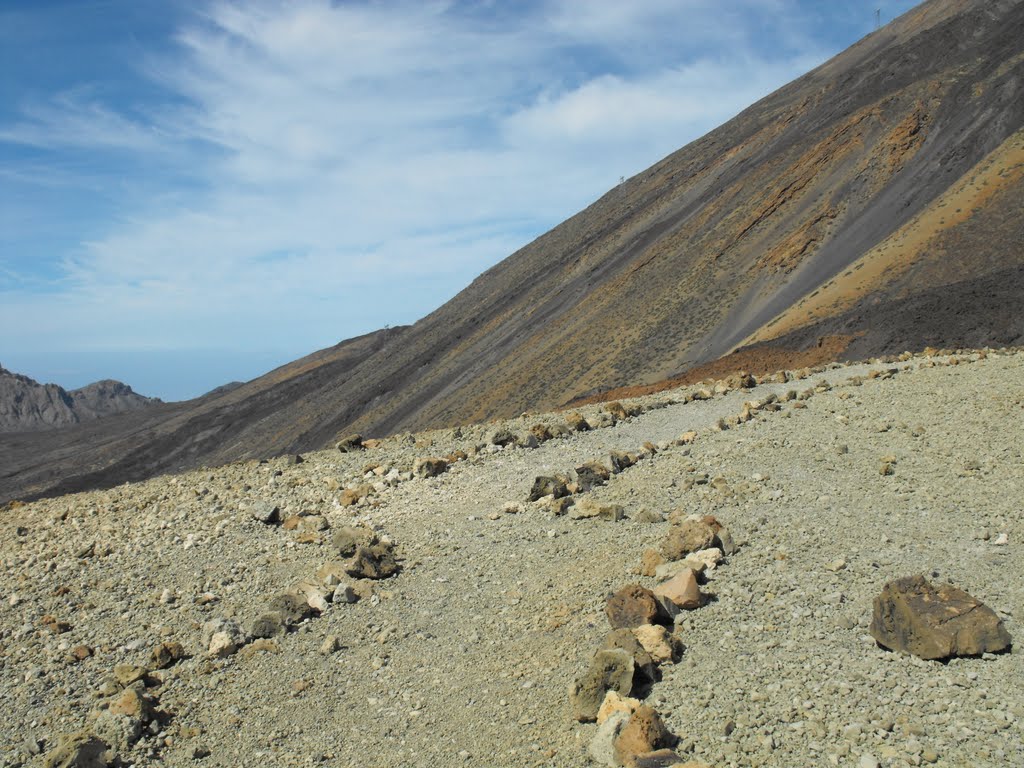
[0,367,159,433]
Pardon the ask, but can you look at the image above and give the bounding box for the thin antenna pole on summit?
[875,8,881,29]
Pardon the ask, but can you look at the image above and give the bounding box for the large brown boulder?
[606,584,665,629]
[869,575,1012,660]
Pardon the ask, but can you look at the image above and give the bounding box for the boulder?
[601,628,657,690]
[336,434,364,452]
[606,584,666,629]
[575,462,611,491]
[412,457,448,478]
[43,732,111,768]
[346,542,400,580]
[589,710,630,767]
[201,618,246,657]
[565,412,592,432]
[528,475,570,502]
[570,649,635,722]
[653,569,703,610]
[869,576,1012,659]
[660,520,717,560]
[614,706,676,767]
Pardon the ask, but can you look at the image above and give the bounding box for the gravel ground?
[0,349,1020,768]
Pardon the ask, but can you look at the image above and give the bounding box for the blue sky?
[0,0,921,401]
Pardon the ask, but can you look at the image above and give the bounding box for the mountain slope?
[304,0,1024,437]
[2,0,1022,503]
[0,367,159,433]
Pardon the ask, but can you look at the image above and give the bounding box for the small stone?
[826,558,847,572]
[336,434,364,452]
[319,635,341,655]
[993,533,1009,546]
[150,641,186,669]
[597,691,641,725]
[631,624,682,664]
[652,569,702,610]
[412,456,448,478]
[250,503,280,524]
[859,754,880,768]
[108,687,155,722]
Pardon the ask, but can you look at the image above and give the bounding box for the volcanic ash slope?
[0,349,1021,767]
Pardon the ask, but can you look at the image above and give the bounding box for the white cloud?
[0,0,838,398]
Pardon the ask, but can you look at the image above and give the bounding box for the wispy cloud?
[0,0,884,398]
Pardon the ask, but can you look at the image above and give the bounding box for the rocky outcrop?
[0,365,157,433]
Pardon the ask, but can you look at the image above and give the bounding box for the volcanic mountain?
[2,0,1022,504]
[0,366,159,433]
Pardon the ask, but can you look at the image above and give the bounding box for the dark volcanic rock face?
[0,367,158,433]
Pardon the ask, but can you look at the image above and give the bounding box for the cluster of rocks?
[40,641,186,767]
[39,511,403,766]
[570,508,739,767]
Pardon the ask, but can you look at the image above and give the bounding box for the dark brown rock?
[869,575,1012,659]
[346,543,400,580]
[150,641,186,669]
[606,584,665,629]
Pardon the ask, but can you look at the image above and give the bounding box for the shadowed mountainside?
[2,0,1023,504]
[0,368,159,433]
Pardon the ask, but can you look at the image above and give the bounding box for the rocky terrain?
[1,346,1020,767]
[0,367,159,434]
[4,0,1024,505]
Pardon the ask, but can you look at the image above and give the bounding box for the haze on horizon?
[0,0,920,402]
